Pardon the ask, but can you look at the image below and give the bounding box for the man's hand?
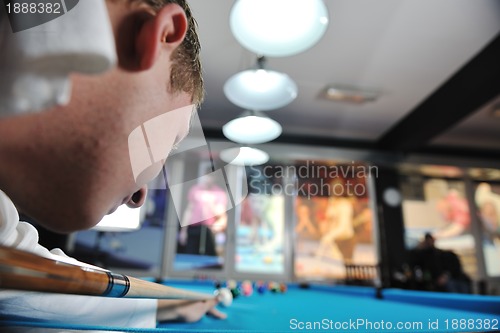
[156,298,227,323]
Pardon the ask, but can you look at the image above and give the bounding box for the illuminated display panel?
[293,161,377,281]
[235,165,285,274]
[474,181,500,277]
[401,177,478,281]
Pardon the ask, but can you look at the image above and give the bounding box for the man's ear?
[135,4,188,71]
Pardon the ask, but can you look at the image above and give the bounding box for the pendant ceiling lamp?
[220,146,270,166]
[224,56,297,111]
[230,0,329,57]
[223,110,282,144]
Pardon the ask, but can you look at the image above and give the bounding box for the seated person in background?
[410,233,470,293]
[0,0,225,327]
[439,249,471,294]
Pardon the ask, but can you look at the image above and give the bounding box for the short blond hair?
[130,0,204,106]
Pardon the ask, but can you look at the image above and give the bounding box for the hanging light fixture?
[220,146,270,166]
[230,0,329,57]
[223,110,282,144]
[224,56,297,111]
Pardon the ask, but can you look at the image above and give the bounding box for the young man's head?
[0,0,203,232]
[423,233,435,249]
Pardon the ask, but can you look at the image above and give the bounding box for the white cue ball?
[214,287,233,307]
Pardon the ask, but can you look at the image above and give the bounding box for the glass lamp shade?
[224,69,298,111]
[223,112,282,144]
[220,147,270,166]
[230,0,329,57]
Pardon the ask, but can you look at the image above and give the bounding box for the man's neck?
[0,111,74,215]
[0,115,31,189]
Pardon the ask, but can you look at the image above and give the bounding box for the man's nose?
[126,186,148,208]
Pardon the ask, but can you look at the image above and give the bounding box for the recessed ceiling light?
[322,85,379,104]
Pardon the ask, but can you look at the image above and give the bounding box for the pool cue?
[0,245,214,301]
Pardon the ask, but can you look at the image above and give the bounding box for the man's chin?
[107,206,119,215]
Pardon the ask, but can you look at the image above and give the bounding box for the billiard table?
[2,280,499,333]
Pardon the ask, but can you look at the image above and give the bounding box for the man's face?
[2,0,195,232]
[15,54,193,233]
[55,66,193,231]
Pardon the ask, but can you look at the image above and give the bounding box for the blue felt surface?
[161,282,500,333]
[2,282,500,333]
